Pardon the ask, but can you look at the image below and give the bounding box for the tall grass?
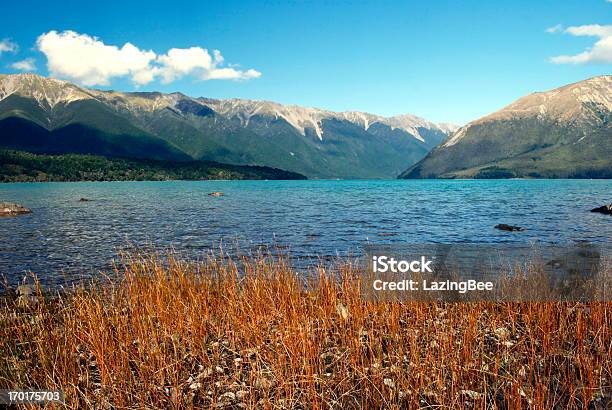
[0,252,610,409]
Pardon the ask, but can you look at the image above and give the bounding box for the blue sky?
[1,0,610,124]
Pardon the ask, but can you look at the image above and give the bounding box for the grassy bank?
[0,150,307,182]
[0,254,610,408]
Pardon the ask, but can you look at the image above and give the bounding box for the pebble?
[218,392,236,402]
[383,378,395,389]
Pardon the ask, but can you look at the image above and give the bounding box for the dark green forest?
[0,150,306,182]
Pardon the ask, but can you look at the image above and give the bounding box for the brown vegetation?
[0,253,610,408]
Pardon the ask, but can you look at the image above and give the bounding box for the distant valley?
[0,74,456,179]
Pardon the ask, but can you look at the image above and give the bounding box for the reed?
[0,252,610,409]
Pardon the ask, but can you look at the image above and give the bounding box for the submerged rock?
[208,192,224,197]
[495,224,525,232]
[0,202,32,217]
[590,204,612,215]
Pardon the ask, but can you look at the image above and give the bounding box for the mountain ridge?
[0,73,457,179]
[400,75,611,179]
[0,73,457,142]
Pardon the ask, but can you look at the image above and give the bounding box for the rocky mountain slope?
[400,76,611,179]
[0,74,190,161]
[0,74,456,178]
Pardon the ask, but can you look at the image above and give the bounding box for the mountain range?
[2,74,610,180]
[0,74,456,179]
[400,75,611,179]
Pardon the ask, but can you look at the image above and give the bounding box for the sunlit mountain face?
[401,76,612,179]
[0,74,457,179]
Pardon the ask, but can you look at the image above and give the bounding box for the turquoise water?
[0,179,610,286]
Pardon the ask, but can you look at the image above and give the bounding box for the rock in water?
[208,192,224,197]
[495,224,525,232]
[0,202,32,217]
[590,204,612,215]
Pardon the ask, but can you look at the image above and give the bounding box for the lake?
[0,179,610,286]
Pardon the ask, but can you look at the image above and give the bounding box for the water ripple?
[0,179,610,286]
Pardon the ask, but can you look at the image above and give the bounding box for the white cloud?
[546,24,563,34]
[206,67,261,80]
[549,24,612,64]
[156,47,212,83]
[11,58,36,72]
[0,39,18,55]
[37,31,157,86]
[36,30,261,86]
[564,24,612,37]
[157,47,261,83]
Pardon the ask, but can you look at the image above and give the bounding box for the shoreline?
[3,177,612,184]
[1,253,610,408]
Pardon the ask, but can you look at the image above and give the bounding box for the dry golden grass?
[0,252,610,409]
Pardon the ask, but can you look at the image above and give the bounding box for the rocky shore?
[0,254,609,408]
